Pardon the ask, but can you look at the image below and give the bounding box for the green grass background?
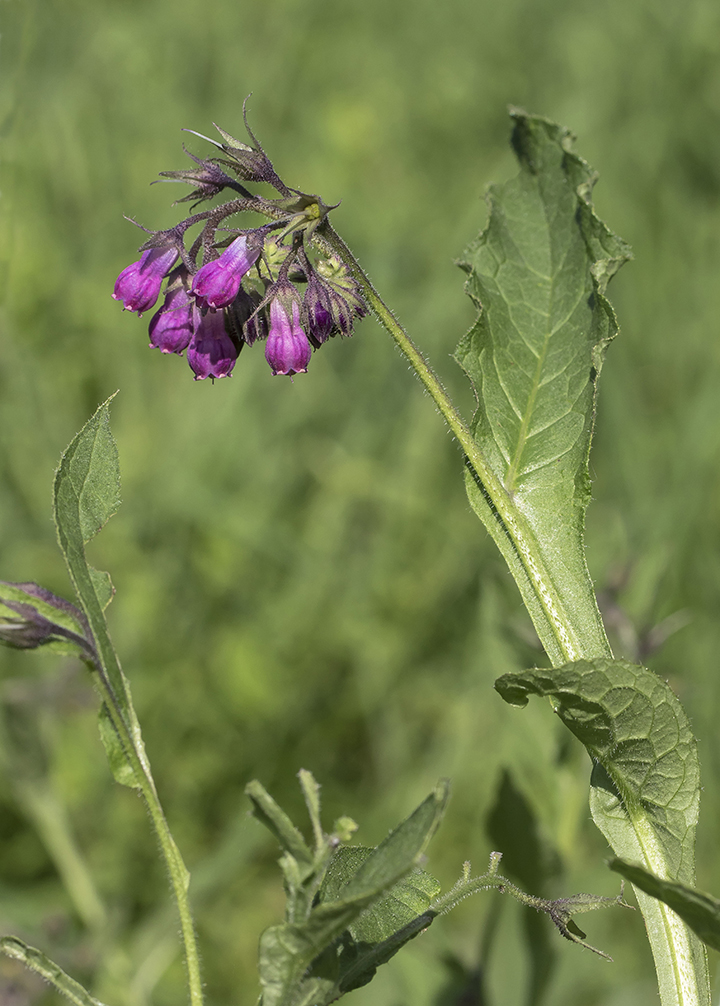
[1,0,720,1003]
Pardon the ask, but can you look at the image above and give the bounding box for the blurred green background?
[1,0,720,1003]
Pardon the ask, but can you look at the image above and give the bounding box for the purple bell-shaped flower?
[191,234,263,310]
[113,246,179,315]
[265,296,312,376]
[187,307,240,380]
[148,284,195,354]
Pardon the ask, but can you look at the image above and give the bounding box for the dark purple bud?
[191,234,263,310]
[225,286,265,346]
[265,298,312,376]
[0,580,95,662]
[187,307,240,380]
[244,302,269,346]
[149,284,194,354]
[113,247,178,315]
[303,272,335,347]
[157,148,241,205]
[210,116,290,195]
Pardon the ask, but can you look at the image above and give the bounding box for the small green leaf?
[88,568,114,612]
[245,779,313,866]
[54,395,121,623]
[320,847,440,943]
[340,781,448,901]
[0,936,108,1006]
[298,768,324,853]
[610,859,720,952]
[455,110,630,663]
[97,704,140,789]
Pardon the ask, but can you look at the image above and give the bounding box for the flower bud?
[313,256,367,336]
[158,148,239,206]
[303,272,335,346]
[225,287,265,346]
[113,246,178,315]
[191,234,263,310]
[0,581,95,662]
[187,307,240,380]
[265,296,312,376]
[148,284,194,354]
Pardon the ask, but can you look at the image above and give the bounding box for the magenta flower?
[265,298,312,376]
[113,247,178,314]
[191,235,262,310]
[148,285,194,354]
[187,307,240,380]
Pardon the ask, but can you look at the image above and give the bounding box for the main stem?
[318,222,709,1006]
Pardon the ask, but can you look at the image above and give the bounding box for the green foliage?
[456,111,630,665]
[249,775,447,1006]
[496,660,699,882]
[53,397,144,791]
[496,658,709,1005]
[610,859,720,953]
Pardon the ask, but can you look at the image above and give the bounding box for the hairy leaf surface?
[496,658,708,1005]
[456,111,630,662]
[257,783,448,1006]
[53,397,147,791]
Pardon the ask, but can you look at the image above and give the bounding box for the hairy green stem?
[318,222,709,1006]
[92,667,203,1006]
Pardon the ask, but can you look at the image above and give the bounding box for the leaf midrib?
[502,221,584,493]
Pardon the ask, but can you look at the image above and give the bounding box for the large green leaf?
[455,110,630,664]
[496,659,709,1005]
[53,396,146,790]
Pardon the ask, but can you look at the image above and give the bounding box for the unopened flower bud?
[314,256,367,335]
[191,234,263,310]
[113,247,178,315]
[0,581,95,662]
[225,287,265,346]
[158,148,240,205]
[303,272,335,346]
[187,307,240,380]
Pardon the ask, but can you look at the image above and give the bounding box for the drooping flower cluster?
[113,112,366,381]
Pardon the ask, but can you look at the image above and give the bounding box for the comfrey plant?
[2,108,720,1006]
[112,110,365,380]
